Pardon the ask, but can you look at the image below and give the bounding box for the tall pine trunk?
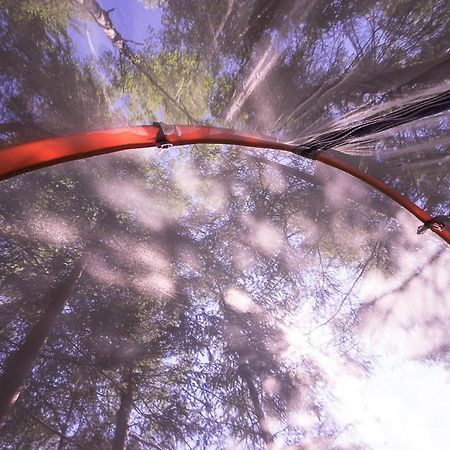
[238,362,274,446]
[221,298,274,446]
[112,368,134,450]
[0,259,84,422]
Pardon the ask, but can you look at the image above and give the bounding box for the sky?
[69,0,163,62]
[333,358,450,450]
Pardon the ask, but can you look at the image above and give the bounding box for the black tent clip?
[417,216,448,234]
[153,121,174,149]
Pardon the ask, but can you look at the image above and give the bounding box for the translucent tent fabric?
[0,0,449,449]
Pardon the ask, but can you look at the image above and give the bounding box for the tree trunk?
[75,0,196,123]
[112,368,134,450]
[0,259,85,422]
[221,298,274,446]
[238,362,274,446]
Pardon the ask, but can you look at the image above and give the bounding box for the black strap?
[152,122,173,148]
[295,89,450,158]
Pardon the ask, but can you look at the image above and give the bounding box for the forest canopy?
[0,0,449,449]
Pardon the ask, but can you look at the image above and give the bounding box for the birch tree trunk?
[74,0,196,122]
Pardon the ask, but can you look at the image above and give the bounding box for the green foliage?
[0,0,112,147]
[0,0,72,31]
[103,48,214,123]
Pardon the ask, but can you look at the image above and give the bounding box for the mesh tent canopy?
[0,1,449,448]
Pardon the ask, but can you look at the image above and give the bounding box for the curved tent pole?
[0,123,449,245]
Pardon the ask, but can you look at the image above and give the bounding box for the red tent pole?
[1,124,448,244]
[316,153,450,244]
